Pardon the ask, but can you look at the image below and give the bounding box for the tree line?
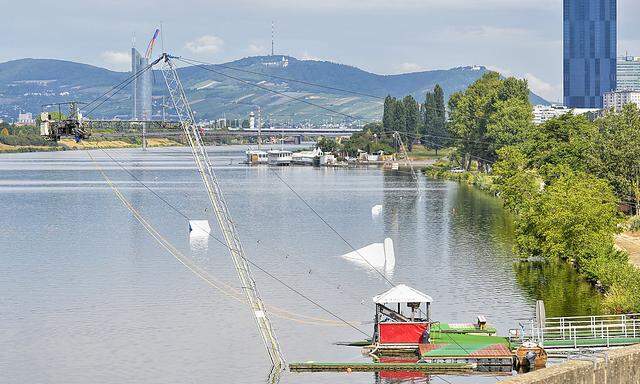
[381,85,446,152]
[438,72,640,313]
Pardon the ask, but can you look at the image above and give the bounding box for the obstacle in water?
[189,220,211,236]
[341,238,395,273]
[371,204,383,216]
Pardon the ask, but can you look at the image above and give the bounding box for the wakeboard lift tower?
[157,53,284,369]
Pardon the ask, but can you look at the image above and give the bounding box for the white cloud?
[233,0,559,11]
[247,43,267,55]
[299,51,323,61]
[487,65,561,102]
[100,50,130,71]
[185,35,224,54]
[398,62,424,73]
[524,73,562,102]
[445,25,530,40]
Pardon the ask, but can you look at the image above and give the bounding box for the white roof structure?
[372,284,433,304]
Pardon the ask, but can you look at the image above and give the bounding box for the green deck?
[420,325,512,357]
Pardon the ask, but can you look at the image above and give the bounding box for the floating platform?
[362,323,514,367]
[289,361,475,373]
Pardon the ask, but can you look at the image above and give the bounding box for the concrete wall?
[502,344,640,384]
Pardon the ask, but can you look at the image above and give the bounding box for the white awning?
[372,284,433,304]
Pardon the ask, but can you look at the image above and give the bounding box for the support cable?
[89,147,369,334]
[176,57,368,122]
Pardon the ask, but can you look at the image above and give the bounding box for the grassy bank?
[0,137,181,153]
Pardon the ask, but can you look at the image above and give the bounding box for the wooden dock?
[289,361,475,372]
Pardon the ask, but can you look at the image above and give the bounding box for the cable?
[180,56,451,114]
[176,57,370,122]
[81,62,155,115]
[84,64,153,117]
[92,147,370,336]
[268,168,396,287]
[105,146,367,303]
[181,56,386,100]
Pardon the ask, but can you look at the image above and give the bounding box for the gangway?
[159,54,284,368]
[515,313,640,351]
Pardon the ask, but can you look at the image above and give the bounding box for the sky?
[3,0,640,102]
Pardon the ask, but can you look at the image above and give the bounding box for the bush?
[0,134,56,147]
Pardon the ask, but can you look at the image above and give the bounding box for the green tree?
[515,169,620,265]
[383,95,396,132]
[423,84,448,155]
[594,104,640,213]
[447,72,532,171]
[521,113,600,179]
[402,95,419,151]
[317,137,339,153]
[492,146,540,213]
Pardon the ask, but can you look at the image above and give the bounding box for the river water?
[0,146,601,384]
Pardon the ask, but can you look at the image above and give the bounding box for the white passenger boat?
[291,147,323,165]
[267,150,292,166]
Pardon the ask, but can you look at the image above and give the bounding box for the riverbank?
[425,165,640,313]
[615,233,640,268]
[0,137,181,153]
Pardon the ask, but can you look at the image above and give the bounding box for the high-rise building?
[617,56,640,91]
[131,48,152,120]
[563,0,617,108]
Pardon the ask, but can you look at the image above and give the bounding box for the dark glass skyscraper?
[563,0,617,108]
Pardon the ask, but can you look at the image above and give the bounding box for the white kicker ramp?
[189,220,211,250]
[341,237,395,273]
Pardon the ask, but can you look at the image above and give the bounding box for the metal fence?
[517,313,640,349]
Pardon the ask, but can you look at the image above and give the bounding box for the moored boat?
[267,149,292,166]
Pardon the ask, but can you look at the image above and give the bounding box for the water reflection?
[514,261,603,317]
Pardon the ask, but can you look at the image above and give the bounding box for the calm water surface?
[0,146,601,384]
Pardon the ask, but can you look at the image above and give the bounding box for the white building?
[249,111,255,129]
[532,105,600,125]
[603,90,640,112]
[16,113,36,127]
[617,56,640,91]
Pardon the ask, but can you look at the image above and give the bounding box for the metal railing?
[518,313,640,349]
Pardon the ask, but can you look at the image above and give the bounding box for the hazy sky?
[3,0,640,101]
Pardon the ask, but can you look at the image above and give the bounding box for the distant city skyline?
[3,0,640,102]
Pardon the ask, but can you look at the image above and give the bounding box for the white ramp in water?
[371,205,383,216]
[341,238,395,274]
[189,220,211,250]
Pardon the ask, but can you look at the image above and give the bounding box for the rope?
[85,147,368,332]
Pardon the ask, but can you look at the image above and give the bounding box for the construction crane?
[159,53,284,368]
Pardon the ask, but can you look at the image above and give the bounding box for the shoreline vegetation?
[0,123,181,153]
[414,72,640,314]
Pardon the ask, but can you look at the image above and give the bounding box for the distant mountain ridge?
[0,56,549,122]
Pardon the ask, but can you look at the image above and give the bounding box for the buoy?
[346,368,352,373]
[371,204,383,216]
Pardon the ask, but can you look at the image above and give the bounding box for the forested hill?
[0,56,548,122]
